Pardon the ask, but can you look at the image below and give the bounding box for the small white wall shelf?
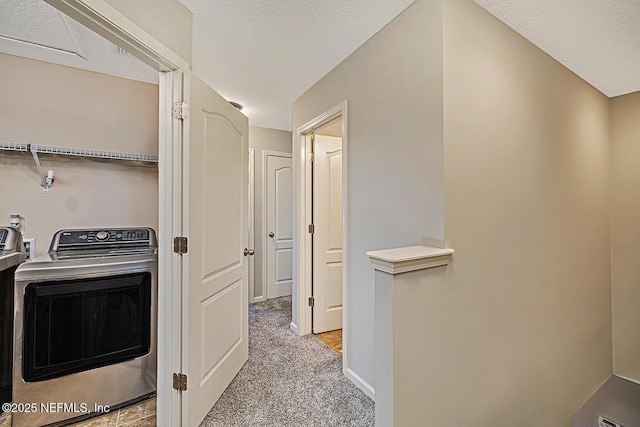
[0,141,158,193]
[367,245,454,275]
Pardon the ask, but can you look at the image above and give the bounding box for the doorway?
[293,101,348,367]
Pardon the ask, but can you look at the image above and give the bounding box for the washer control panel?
[0,227,25,255]
[51,228,156,252]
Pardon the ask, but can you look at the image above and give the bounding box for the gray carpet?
[200,297,375,427]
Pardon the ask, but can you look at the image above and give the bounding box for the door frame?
[262,150,293,301]
[249,149,258,303]
[44,1,188,425]
[293,101,348,358]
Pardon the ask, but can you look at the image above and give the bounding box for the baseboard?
[345,366,375,401]
[289,322,298,334]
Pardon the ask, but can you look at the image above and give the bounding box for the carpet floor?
[200,297,375,427]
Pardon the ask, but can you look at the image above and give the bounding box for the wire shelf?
[0,141,158,163]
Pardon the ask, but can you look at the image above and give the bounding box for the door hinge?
[173,101,189,120]
[308,152,314,162]
[172,373,188,391]
[308,224,315,234]
[308,296,315,307]
[173,236,188,254]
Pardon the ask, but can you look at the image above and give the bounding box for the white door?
[265,153,293,299]
[182,71,249,426]
[312,135,343,333]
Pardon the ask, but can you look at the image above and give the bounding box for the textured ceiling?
[0,0,158,84]
[0,0,78,52]
[178,0,415,130]
[475,0,640,98]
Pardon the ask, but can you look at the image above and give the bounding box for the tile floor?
[0,396,155,427]
[315,329,343,355]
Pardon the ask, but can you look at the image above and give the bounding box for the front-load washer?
[13,227,157,426]
[0,227,25,408]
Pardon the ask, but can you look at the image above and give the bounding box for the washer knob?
[96,231,109,241]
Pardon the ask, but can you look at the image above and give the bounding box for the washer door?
[23,272,151,382]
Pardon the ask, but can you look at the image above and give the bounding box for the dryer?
[0,227,25,408]
[13,227,157,426]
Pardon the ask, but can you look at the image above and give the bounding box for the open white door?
[312,135,343,333]
[265,153,293,299]
[181,71,249,426]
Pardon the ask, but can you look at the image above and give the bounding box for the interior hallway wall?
[0,53,159,256]
[610,90,640,382]
[390,0,612,425]
[249,126,293,301]
[292,0,445,392]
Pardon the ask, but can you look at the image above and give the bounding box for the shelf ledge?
[367,245,454,275]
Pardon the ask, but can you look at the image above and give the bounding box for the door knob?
[268,232,275,238]
[244,248,255,256]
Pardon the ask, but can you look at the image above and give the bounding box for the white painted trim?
[615,374,640,386]
[289,322,298,334]
[44,0,189,71]
[248,149,257,303]
[262,150,293,301]
[345,366,375,400]
[156,71,184,427]
[180,71,191,427]
[367,246,455,275]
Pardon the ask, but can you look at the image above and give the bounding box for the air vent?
[112,45,129,56]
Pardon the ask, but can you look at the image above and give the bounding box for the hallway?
[200,297,374,426]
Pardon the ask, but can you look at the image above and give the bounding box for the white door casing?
[265,153,293,299]
[183,71,249,426]
[312,135,343,333]
[249,149,257,303]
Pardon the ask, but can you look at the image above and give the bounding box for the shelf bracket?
[31,147,50,193]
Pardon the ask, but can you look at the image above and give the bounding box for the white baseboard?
[345,366,375,401]
[289,322,298,334]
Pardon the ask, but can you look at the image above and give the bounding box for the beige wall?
[292,0,445,389]
[249,126,293,301]
[0,53,158,256]
[102,0,192,67]
[610,90,640,382]
[0,53,158,154]
[293,0,614,422]
[395,0,611,425]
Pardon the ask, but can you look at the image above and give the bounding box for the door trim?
[293,100,351,384]
[43,2,187,425]
[249,149,258,303]
[262,150,293,301]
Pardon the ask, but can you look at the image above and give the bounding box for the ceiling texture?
[1,0,638,131]
[0,0,158,84]
[178,0,415,130]
[475,0,640,98]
